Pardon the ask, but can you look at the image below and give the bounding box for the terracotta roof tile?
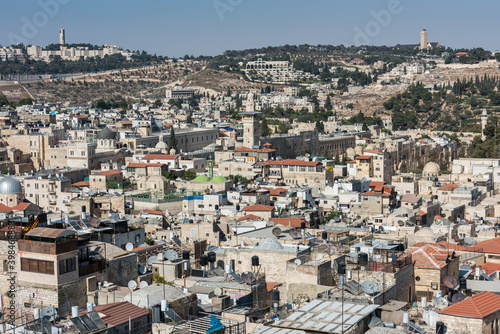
[270,217,306,228]
[98,170,122,176]
[81,302,149,326]
[439,291,500,318]
[237,214,261,221]
[469,238,500,254]
[143,154,179,160]
[438,183,460,191]
[128,163,165,168]
[481,262,500,275]
[242,204,275,212]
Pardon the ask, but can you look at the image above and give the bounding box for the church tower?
[420,29,428,50]
[481,108,488,140]
[240,93,261,149]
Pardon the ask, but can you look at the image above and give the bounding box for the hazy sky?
[1,0,499,57]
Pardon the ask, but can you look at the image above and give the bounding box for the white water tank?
[71,306,79,318]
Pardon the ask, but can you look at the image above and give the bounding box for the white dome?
[0,176,22,194]
[256,238,284,250]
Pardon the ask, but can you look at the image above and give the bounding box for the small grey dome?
[0,176,22,194]
[97,127,115,140]
[256,238,284,250]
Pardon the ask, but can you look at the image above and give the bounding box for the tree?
[183,170,197,181]
[315,120,325,133]
[324,96,332,110]
[0,95,7,107]
[162,170,178,180]
[362,123,368,131]
[260,118,271,137]
[168,127,177,152]
[153,99,162,107]
[186,113,193,123]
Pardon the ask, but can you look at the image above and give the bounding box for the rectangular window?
[59,258,76,274]
[21,258,54,274]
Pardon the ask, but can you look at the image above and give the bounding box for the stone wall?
[108,254,138,286]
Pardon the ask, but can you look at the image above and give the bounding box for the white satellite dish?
[128,280,137,290]
[139,281,148,289]
[433,297,448,310]
[214,287,223,297]
[157,252,164,261]
[294,259,302,265]
[41,306,57,322]
[125,243,134,252]
[165,249,179,261]
[361,280,378,295]
[82,187,90,193]
[147,256,157,266]
[0,213,6,220]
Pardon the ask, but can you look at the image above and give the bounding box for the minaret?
[481,108,488,140]
[240,92,261,149]
[59,24,65,45]
[420,29,428,50]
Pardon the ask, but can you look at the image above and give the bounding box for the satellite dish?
[138,265,147,275]
[157,252,164,261]
[139,281,148,289]
[214,287,223,297]
[0,213,6,220]
[294,259,302,265]
[165,249,179,261]
[433,297,449,310]
[368,316,384,329]
[128,280,137,290]
[451,291,466,303]
[328,246,338,255]
[241,271,256,285]
[88,190,95,196]
[82,187,90,193]
[125,243,134,252]
[147,256,157,266]
[272,227,281,237]
[288,229,299,238]
[443,276,458,289]
[41,307,57,322]
[397,220,404,226]
[361,280,378,295]
[334,216,341,222]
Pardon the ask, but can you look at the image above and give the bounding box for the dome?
[97,127,115,140]
[0,176,22,194]
[210,176,227,183]
[423,162,440,177]
[192,175,209,182]
[256,238,284,250]
[346,147,356,159]
[156,141,168,150]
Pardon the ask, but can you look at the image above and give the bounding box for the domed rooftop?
[192,175,209,182]
[0,176,22,194]
[423,162,440,177]
[256,238,284,250]
[156,141,168,150]
[210,176,227,183]
[97,127,115,140]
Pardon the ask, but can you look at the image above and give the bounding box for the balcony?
[79,259,106,277]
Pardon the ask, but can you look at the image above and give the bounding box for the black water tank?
[215,204,219,210]
[436,321,445,334]
[322,231,328,240]
[459,277,467,290]
[230,259,235,272]
[182,250,190,260]
[358,253,368,267]
[236,204,240,212]
[337,262,346,275]
[300,222,306,230]
[251,255,259,267]
[199,254,208,266]
[207,251,216,263]
[272,289,280,302]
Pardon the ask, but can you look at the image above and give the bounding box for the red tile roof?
[270,217,306,228]
[439,291,500,318]
[365,149,382,154]
[439,183,460,191]
[98,170,122,176]
[401,194,421,203]
[369,181,385,192]
[469,238,500,254]
[347,161,356,164]
[237,214,261,221]
[406,244,454,269]
[242,204,275,212]
[417,211,427,216]
[356,155,372,160]
[143,154,179,160]
[267,282,280,291]
[128,163,165,168]
[143,209,163,215]
[10,202,32,211]
[0,204,13,213]
[263,187,288,196]
[481,262,500,275]
[81,302,149,326]
[72,180,89,187]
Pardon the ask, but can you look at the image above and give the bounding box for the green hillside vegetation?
[385,76,500,132]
